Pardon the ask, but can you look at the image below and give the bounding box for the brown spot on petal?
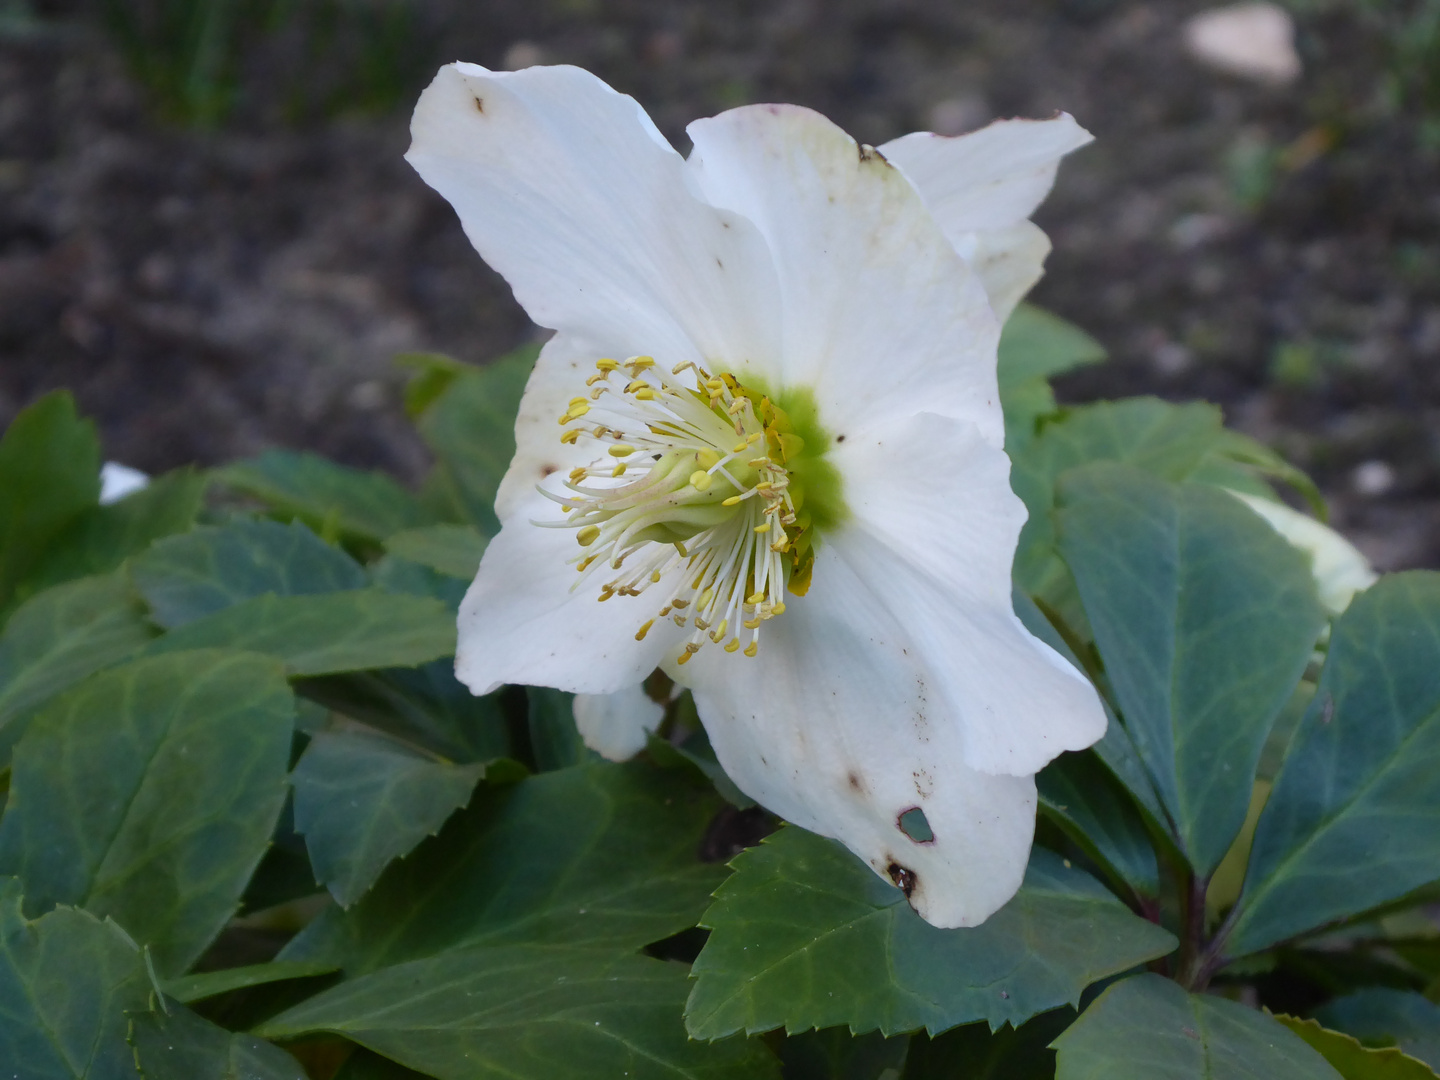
[473,95,485,114]
[887,862,917,898]
[540,463,559,477]
[847,771,865,793]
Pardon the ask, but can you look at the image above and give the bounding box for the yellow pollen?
[650,570,662,583]
[567,402,591,419]
[628,356,655,369]
[611,464,626,477]
[732,441,749,453]
[576,526,601,546]
[671,598,688,608]
[712,618,728,638]
[560,428,580,444]
[725,639,741,653]
[568,467,587,482]
[609,444,635,457]
[634,388,656,401]
[689,470,713,491]
[722,495,743,506]
[748,432,763,444]
[700,587,715,608]
[623,379,648,393]
[743,618,762,629]
[676,650,692,665]
[746,592,765,605]
[596,358,619,371]
[744,642,759,657]
[696,449,720,469]
[635,619,654,641]
[568,396,588,408]
[754,523,771,534]
[598,586,615,601]
[772,602,786,615]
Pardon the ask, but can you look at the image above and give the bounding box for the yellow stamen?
[722,495,743,506]
[771,602,786,615]
[754,523,771,534]
[743,618,762,629]
[635,619,655,641]
[612,464,626,477]
[634,388,656,401]
[596,358,619,371]
[690,470,712,491]
[560,428,580,444]
[724,638,741,653]
[744,642,759,657]
[746,592,765,605]
[576,526,601,546]
[609,444,635,457]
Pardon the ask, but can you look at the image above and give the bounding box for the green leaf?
[904,1010,1075,1080]
[382,524,488,580]
[146,590,456,677]
[997,304,1107,390]
[129,1001,306,1080]
[1051,973,1342,1079]
[1055,464,1324,874]
[0,877,151,1080]
[369,554,469,612]
[1001,377,1060,453]
[333,1048,433,1079]
[215,450,432,544]
[1314,990,1440,1070]
[415,347,538,533]
[131,519,367,628]
[291,729,487,907]
[279,760,727,973]
[298,662,512,764]
[162,959,340,1004]
[1037,750,1160,899]
[684,826,1177,1039]
[778,1027,909,1080]
[19,468,207,598]
[259,943,779,1080]
[1227,573,1440,957]
[1010,398,1301,628]
[0,391,100,612]
[0,650,294,976]
[0,572,154,763]
[527,686,598,771]
[1273,1013,1440,1079]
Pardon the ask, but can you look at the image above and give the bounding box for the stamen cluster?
[539,356,813,663]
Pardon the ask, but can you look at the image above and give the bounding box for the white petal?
[880,115,1091,317]
[879,114,1093,233]
[407,64,780,373]
[1228,491,1377,615]
[673,543,1037,928]
[454,489,684,696]
[835,411,1107,776]
[685,104,1004,446]
[99,462,149,505]
[573,684,666,761]
[968,221,1052,325]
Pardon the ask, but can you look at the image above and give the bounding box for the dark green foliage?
[1055,464,1325,874]
[216,450,434,544]
[0,307,1433,1077]
[1052,974,1342,1078]
[291,729,487,907]
[1226,573,1440,957]
[0,877,152,1080]
[280,761,729,974]
[259,944,782,1080]
[131,518,367,627]
[0,650,294,976]
[686,827,1176,1038]
[0,391,100,615]
[129,999,308,1079]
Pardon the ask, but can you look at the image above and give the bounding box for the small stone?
[503,41,547,71]
[1184,3,1302,85]
[1352,460,1396,498]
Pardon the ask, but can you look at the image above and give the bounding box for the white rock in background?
[1184,3,1302,85]
[99,461,149,504]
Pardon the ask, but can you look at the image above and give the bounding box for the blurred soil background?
[0,0,1436,568]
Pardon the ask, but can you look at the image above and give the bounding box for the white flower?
[407,63,1105,927]
[99,462,149,505]
[1228,491,1377,615]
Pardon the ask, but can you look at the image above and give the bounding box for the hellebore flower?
[407,63,1106,927]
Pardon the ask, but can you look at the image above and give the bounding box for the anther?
[754,523,771,534]
[596,358,619,371]
[724,639,741,653]
[689,470,713,491]
[744,642,759,657]
[576,526,601,546]
[609,444,635,457]
[611,464,626,477]
[722,495,743,506]
[560,428,580,444]
[635,619,655,641]
[746,592,765,605]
